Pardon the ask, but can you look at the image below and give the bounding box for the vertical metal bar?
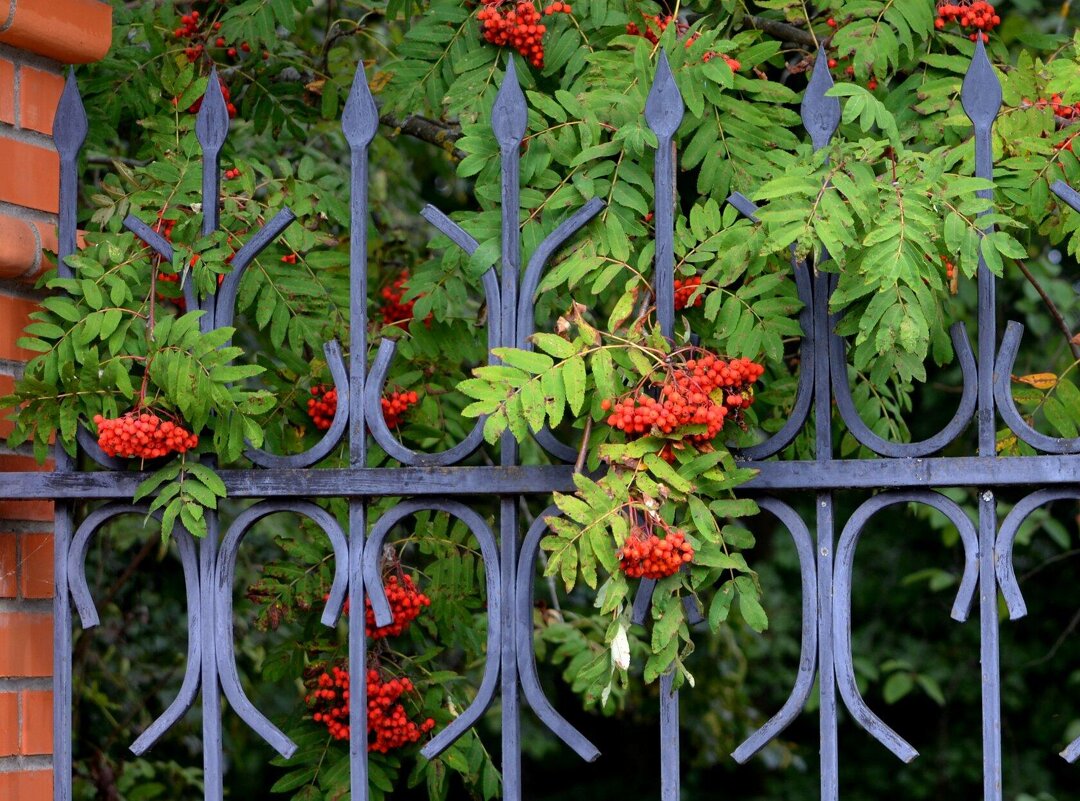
[195,68,229,333]
[802,47,842,801]
[52,69,86,801]
[343,61,378,801]
[194,72,230,801]
[200,512,223,801]
[492,55,527,801]
[642,51,685,801]
[659,671,679,798]
[962,38,1004,801]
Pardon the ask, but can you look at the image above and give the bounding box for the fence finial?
[961,37,1002,131]
[54,70,87,162]
[342,61,378,148]
[492,55,527,149]
[195,66,230,152]
[644,50,683,140]
[801,46,841,152]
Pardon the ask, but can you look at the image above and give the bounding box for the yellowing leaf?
[1013,372,1058,390]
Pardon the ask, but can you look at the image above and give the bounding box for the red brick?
[18,67,65,135]
[0,58,13,125]
[0,136,59,213]
[0,0,113,64]
[0,770,51,800]
[0,692,17,755]
[0,500,54,523]
[20,690,51,754]
[0,457,54,523]
[19,534,52,600]
[0,214,40,279]
[0,612,52,677]
[0,373,15,438]
[0,534,16,598]
[0,295,41,362]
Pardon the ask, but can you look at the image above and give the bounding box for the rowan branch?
[1015,258,1080,360]
[744,15,817,48]
[379,112,465,160]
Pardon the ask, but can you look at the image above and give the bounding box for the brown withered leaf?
[1012,372,1058,390]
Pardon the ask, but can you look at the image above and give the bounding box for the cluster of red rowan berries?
[618,525,694,580]
[1026,93,1080,120]
[601,351,765,449]
[305,666,436,749]
[942,256,957,281]
[382,390,420,429]
[281,254,298,265]
[173,10,267,63]
[379,270,429,327]
[306,384,421,430]
[94,412,199,460]
[476,1,571,69]
[934,2,999,41]
[364,574,432,639]
[307,384,338,430]
[626,16,740,70]
[224,168,241,180]
[673,275,704,310]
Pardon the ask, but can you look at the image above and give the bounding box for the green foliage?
[13,0,1080,799]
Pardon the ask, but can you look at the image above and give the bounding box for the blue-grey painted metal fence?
[3,38,1079,801]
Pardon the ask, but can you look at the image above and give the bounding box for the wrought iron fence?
[3,36,1080,801]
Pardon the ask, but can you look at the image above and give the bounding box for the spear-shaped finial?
[195,66,230,153]
[644,51,684,140]
[961,37,1001,132]
[801,46,841,152]
[492,55,527,151]
[342,61,379,149]
[54,69,88,163]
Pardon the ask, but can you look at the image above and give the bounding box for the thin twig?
[574,416,593,474]
[379,112,464,159]
[744,15,817,47]
[1015,258,1080,360]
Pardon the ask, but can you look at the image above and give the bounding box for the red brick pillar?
[0,1,111,797]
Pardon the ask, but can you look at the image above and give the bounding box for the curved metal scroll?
[831,321,978,457]
[995,488,1080,761]
[833,491,979,762]
[516,507,600,761]
[725,196,816,462]
[995,488,1080,621]
[215,501,349,758]
[365,209,502,466]
[731,498,817,763]
[995,321,1080,454]
[66,503,202,755]
[515,199,606,462]
[245,339,349,468]
[362,499,501,758]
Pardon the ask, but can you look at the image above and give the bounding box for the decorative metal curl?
[994,488,1080,761]
[364,210,502,466]
[994,488,1080,620]
[362,499,501,759]
[832,491,979,762]
[995,321,1080,454]
[214,501,349,758]
[246,340,350,468]
[731,498,817,763]
[831,321,978,457]
[66,504,201,756]
[515,198,606,462]
[516,508,601,761]
[725,195,816,461]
